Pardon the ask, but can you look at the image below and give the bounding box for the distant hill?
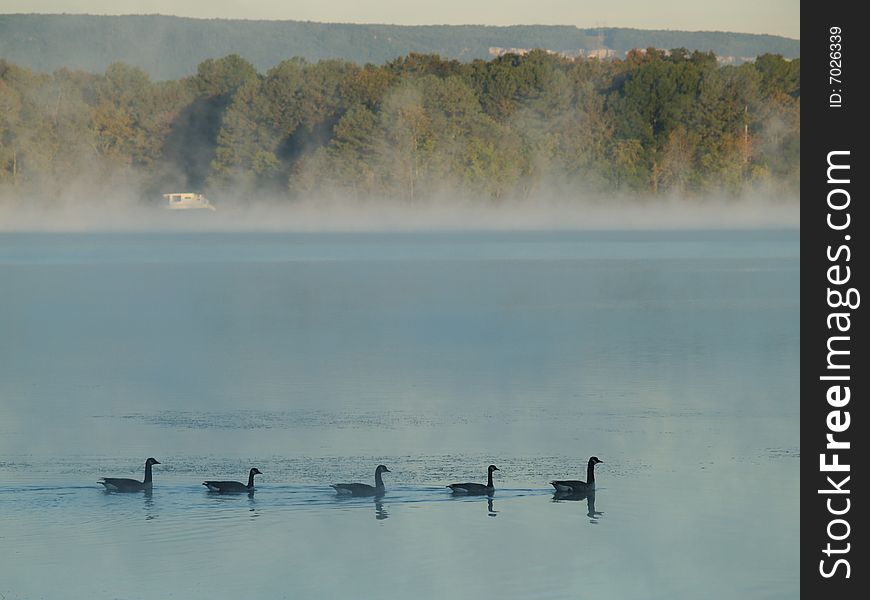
[0,14,799,80]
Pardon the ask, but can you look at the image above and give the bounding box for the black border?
[802,3,865,595]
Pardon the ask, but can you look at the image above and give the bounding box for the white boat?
[162,192,216,211]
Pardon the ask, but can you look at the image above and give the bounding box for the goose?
[331,465,390,496]
[550,456,602,493]
[203,468,262,493]
[99,458,160,492]
[448,464,499,495]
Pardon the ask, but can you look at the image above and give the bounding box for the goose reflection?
[374,498,388,521]
[445,487,497,516]
[332,492,389,520]
[552,489,603,521]
[247,493,260,518]
[142,489,157,521]
[205,488,256,502]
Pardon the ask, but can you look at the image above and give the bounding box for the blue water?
[0,230,799,599]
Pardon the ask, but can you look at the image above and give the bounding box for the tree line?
[0,49,800,204]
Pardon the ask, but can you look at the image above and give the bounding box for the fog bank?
[0,192,799,233]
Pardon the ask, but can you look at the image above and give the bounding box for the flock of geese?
[98,456,604,497]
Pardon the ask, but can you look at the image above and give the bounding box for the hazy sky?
[2,1,799,38]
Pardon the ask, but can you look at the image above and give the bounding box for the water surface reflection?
[553,490,603,522]
[0,231,799,600]
[143,490,158,521]
[374,499,388,521]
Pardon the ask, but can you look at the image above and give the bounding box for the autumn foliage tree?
[0,50,799,202]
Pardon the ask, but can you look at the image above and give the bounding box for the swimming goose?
[99,458,161,492]
[203,468,262,493]
[550,456,602,493]
[448,464,499,495]
[331,465,390,496]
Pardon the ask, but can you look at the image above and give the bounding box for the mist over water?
[0,228,798,599]
[0,191,799,232]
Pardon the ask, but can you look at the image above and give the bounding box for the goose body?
[550,456,602,493]
[331,465,390,497]
[203,468,261,493]
[448,465,499,495]
[99,458,160,492]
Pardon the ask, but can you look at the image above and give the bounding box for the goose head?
[146,458,161,466]
[488,465,500,473]
[375,465,391,475]
[588,457,602,466]
[250,468,262,476]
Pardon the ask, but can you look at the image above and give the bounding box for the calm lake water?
[0,230,799,599]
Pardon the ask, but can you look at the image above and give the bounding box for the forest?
[0,49,800,206]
